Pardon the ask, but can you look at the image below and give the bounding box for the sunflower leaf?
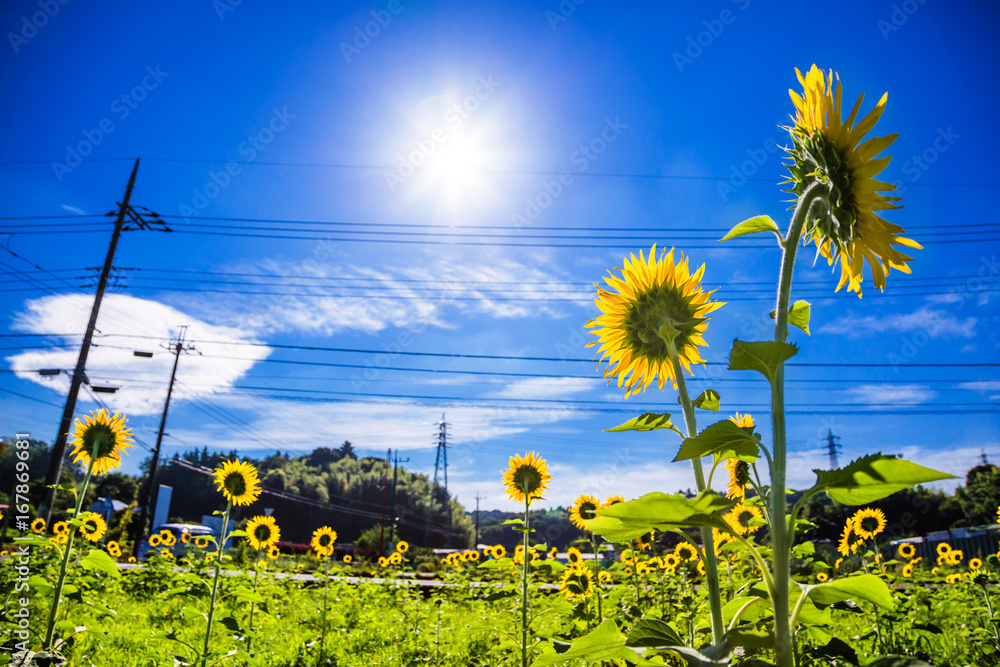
[687,389,720,411]
[605,413,684,438]
[531,619,654,666]
[674,420,758,463]
[585,492,731,541]
[79,549,121,578]
[728,340,798,385]
[719,215,782,242]
[811,454,957,505]
[806,574,895,611]
[625,618,684,648]
[788,300,812,335]
[228,530,247,538]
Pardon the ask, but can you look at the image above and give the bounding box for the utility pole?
[132,327,194,558]
[474,492,486,548]
[825,428,842,470]
[42,158,171,524]
[379,448,390,557]
[388,450,409,550]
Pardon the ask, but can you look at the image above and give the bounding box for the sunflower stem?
[520,496,531,667]
[43,455,95,650]
[668,350,725,645]
[589,532,603,623]
[771,180,826,667]
[201,500,231,667]
[246,555,260,654]
[320,556,330,664]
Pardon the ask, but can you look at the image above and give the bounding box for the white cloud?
[843,384,935,406]
[489,377,600,400]
[820,305,977,339]
[170,253,588,337]
[959,381,1000,392]
[7,294,270,415]
[60,204,86,215]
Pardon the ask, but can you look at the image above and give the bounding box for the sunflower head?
[569,494,600,530]
[493,544,506,559]
[69,408,134,475]
[247,515,281,551]
[816,571,829,582]
[343,554,353,563]
[725,503,764,536]
[267,545,280,560]
[635,530,655,552]
[566,547,583,566]
[897,542,916,559]
[603,494,625,508]
[311,526,337,557]
[502,452,551,504]
[969,558,982,571]
[212,459,261,507]
[195,536,210,549]
[673,542,698,562]
[79,512,107,543]
[53,521,70,536]
[30,518,46,534]
[662,553,680,570]
[851,507,887,539]
[837,521,864,556]
[784,65,920,297]
[936,542,952,557]
[107,541,122,558]
[559,566,594,601]
[901,563,913,578]
[181,531,191,544]
[723,459,751,501]
[587,245,723,397]
[396,540,409,554]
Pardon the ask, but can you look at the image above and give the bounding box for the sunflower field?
[3,65,1000,667]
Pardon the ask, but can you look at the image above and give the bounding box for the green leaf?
[728,340,798,385]
[79,549,121,578]
[530,619,648,666]
[674,419,759,463]
[812,454,957,505]
[605,412,683,438]
[625,618,684,648]
[502,518,524,525]
[230,586,264,604]
[866,658,934,667]
[807,574,895,611]
[689,389,720,411]
[219,616,243,634]
[228,530,247,538]
[585,492,731,542]
[719,215,781,242]
[478,558,512,570]
[788,300,811,335]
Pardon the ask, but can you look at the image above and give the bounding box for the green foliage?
[728,340,799,385]
[605,412,683,437]
[674,419,759,463]
[719,214,782,242]
[812,454,957,505]
[954,464,1000,526]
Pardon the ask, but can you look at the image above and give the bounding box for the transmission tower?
[825,428,842,470]
[424,414,451,547]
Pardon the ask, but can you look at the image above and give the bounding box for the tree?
[955,464,1000,526]
[339,440,357,460]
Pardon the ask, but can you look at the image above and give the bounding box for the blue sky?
[1,0,998,511]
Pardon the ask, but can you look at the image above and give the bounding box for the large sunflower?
[212,459,261,507]
[501,452,551,503]
[246,515,281,551]
[723,459,751,501]
[569,494,600,530]
[586,245,723,397]
[311,526,337,557]
[79,512,107,543]
[69,408,134,475]
[785,64,920,297]
[559,566,594,601]
[851,507,887,539]
[724,503,764,536]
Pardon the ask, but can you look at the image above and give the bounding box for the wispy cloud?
[489,377,599,400]
[843,384,935,406]
[820,305,977,339]
[60,204,86,215]
[7,294,270,415]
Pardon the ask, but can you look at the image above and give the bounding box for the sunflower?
[389,551,403,565]
[52,533,68,545]
[343,554,352,563]
[851,508,887,539]
[901,563,914,578]
[837,521,863,556]
[673,542,698,562]
[160,549,173,559]
[566,547,583,567]
[549,547,558,560]
[212,459,261,507]
[378,556,389,568]
[501,452,551,503]
[586,245,724,397]
[68,408,134,475]
[181,532,191,544]
[159,529,177,546]
[569,494,600,530]
[635,530,655,552]
[466,550,480,562]
[79,513,107,543]
[834,558,844,569]
[661,553,681,571]
[195,536,210,549]
[897,542,916,560]
[493,545,506,559]
[128,556,136,563]
[725,503,764,536]
[30,518,46,534]
[396,540,409,554]
[53,521,70,536]
[969,558,982,571]
[559,566,594,601]
[311,526,337,557]
[730,413,754,429]
[107,541,122,558]
[246,516,281,551]
[816,572,829,582]
[267,545,280,560]
[936,542,952,557]
[603,494,625,508]
[947,550,963,565]
[784,64,920,297]
[696,560,706,576]
[723,459,751,501]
